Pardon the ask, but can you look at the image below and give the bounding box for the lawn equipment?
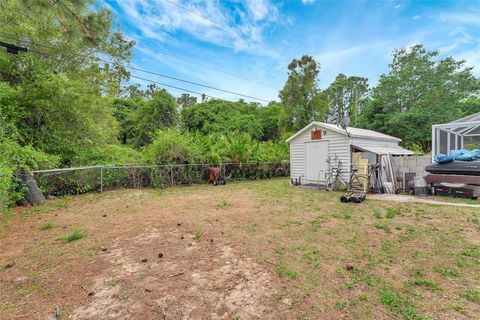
[208,166,226,186]
[340,191,366,203]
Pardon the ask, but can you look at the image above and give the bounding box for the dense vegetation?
[1,0,479,209]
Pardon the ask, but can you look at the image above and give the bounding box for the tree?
[133,89,177,147]
[279,55,326,131]
[112,97,142,145]
[0,0,133,163]
[257,102,283,141]
[359,44,480,152]
[180,99,264,139]
[324,74,369,126]
[177,94,197,111]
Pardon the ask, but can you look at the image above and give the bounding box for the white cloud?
[113,0,281,55]
[301,0,316,5]
[245,0,278,21]
[394,4,401,9]
[455,48,480,76]
[412,15,421,20]
[439,12,480,26]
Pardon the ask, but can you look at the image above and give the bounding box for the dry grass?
[0,178,479,319]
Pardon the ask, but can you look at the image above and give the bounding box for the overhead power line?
[156,47,278,90]
[126,65,270,102]
[0,38,237,102]
[0,34,271,103]
[164,0,229,32]
[129,75,223,100]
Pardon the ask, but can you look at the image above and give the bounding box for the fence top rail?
[32,161,290,174]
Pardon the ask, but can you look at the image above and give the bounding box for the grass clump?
[39,221,53,231]
[193,229,202,240]
[380,289,424,320]
[386,208,399,219]
[450,303,466,314]
[65,230,86,242]
[375,222,391,232]
[410,278,439,290]
[459,288,480,304]
[334,300,347,310]
[374,209,383,219]
[434,266,459,278]
[460,243,480,258]
[276,264,298,280]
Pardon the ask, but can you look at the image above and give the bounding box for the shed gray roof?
[286,122,402,143]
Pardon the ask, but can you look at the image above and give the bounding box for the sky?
[100,0,480,104]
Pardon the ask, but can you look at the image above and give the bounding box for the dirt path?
[368,194,480,208]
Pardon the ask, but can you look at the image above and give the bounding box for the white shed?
[286,122,413,186]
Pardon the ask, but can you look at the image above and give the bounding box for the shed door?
[305,140,329,182]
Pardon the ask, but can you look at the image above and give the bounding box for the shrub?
[72,144,144,166]
[0,139,59,212]
[143,129,203,165]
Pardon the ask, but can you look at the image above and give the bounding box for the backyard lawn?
[1,178,479,319]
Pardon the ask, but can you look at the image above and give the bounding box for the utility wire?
[23,1,276,98]
[0,34,272,102]
[164,0,229,32]
[155,47,278,90]
[129,75,224,100]
[0,38,232,102]
[126,65,270,102]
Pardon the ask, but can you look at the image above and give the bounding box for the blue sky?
[101,0,480,103]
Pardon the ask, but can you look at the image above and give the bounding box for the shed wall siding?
[289,125,350,184]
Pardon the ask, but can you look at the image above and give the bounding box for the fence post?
[223,163,226,182]
[100,167,103,193]
[170,166,174,187]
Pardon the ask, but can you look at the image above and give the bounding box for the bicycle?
[325,167,365,191]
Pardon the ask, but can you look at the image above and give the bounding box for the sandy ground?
[369,194,480,208]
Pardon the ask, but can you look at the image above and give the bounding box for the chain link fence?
[32,162,290,197]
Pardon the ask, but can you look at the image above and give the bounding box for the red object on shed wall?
[311,129,322,140]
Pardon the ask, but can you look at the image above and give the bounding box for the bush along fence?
[32,162,290,197]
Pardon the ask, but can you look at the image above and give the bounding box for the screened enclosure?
[431,112,480,161]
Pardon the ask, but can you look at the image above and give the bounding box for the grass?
[39,221,53,231]
[434,266,460,278]
[276,264,298,280]
[409,278,439,290]
[459,288,480,304]
[64,230,86,242]
[193,228,202,240]
[380,289,424,320]
[1,178,480,319]
[386,207,399,219]
[374,222,391,232]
